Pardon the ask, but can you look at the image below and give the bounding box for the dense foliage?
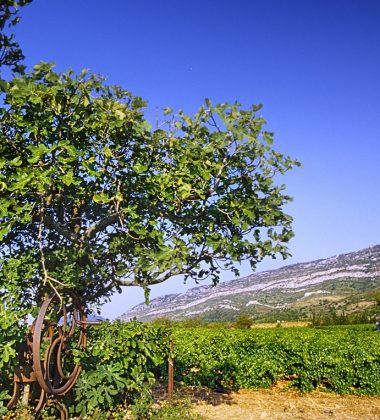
[0,63,300,307]
[2,320,170,418]
[71,320,169,417]
[0,304,28,415]
[0,277,32,415]
[171,325,380,395]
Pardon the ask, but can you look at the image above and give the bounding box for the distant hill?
[118,245,380,322]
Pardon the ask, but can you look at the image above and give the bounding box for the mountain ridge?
[118,245,380,322]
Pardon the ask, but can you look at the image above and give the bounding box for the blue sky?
[14,0,380,318]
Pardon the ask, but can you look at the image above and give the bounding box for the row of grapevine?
[171,325,380,394]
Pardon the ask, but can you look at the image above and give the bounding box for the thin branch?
[38,210,65,306]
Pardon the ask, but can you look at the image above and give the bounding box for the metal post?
[21,384,31,406]
[168,336,174,398]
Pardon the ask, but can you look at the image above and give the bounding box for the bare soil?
[187,388,380,420]
[154,385,380,420]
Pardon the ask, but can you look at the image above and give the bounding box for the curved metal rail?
[6,291,97,418]
[32,292,87,396]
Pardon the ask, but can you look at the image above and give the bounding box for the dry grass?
[251,321,310,329]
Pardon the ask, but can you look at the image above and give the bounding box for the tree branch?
[81,213,120,242]
[40,213,79,243]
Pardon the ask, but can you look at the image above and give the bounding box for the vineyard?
[171,324,380,395]
[2,322,380,418]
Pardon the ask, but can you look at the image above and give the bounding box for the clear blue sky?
[14,0,380,318]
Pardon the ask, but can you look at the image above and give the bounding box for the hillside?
[118,245,380,322]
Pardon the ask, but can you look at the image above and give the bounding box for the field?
[171,324,380,395]
[167,323,380,419]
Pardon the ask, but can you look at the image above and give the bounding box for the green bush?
[71,320,170,417]
[2,318,169,418]
[0,303,30,416]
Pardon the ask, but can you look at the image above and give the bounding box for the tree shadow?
[184,386,237,406]
[153,383,236,406]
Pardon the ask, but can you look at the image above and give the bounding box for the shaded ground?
[155,385,380,419]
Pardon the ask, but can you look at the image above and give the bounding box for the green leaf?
[133,163,148,174]
[115,109,126,120]
[104,147,112,158]
[93,192,111,203]
[83,95,90,107]
[9,157,22,166]
[62,171,74,186]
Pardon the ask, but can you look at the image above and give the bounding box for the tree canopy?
[0,63,300,305]
[0,0,32,75]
